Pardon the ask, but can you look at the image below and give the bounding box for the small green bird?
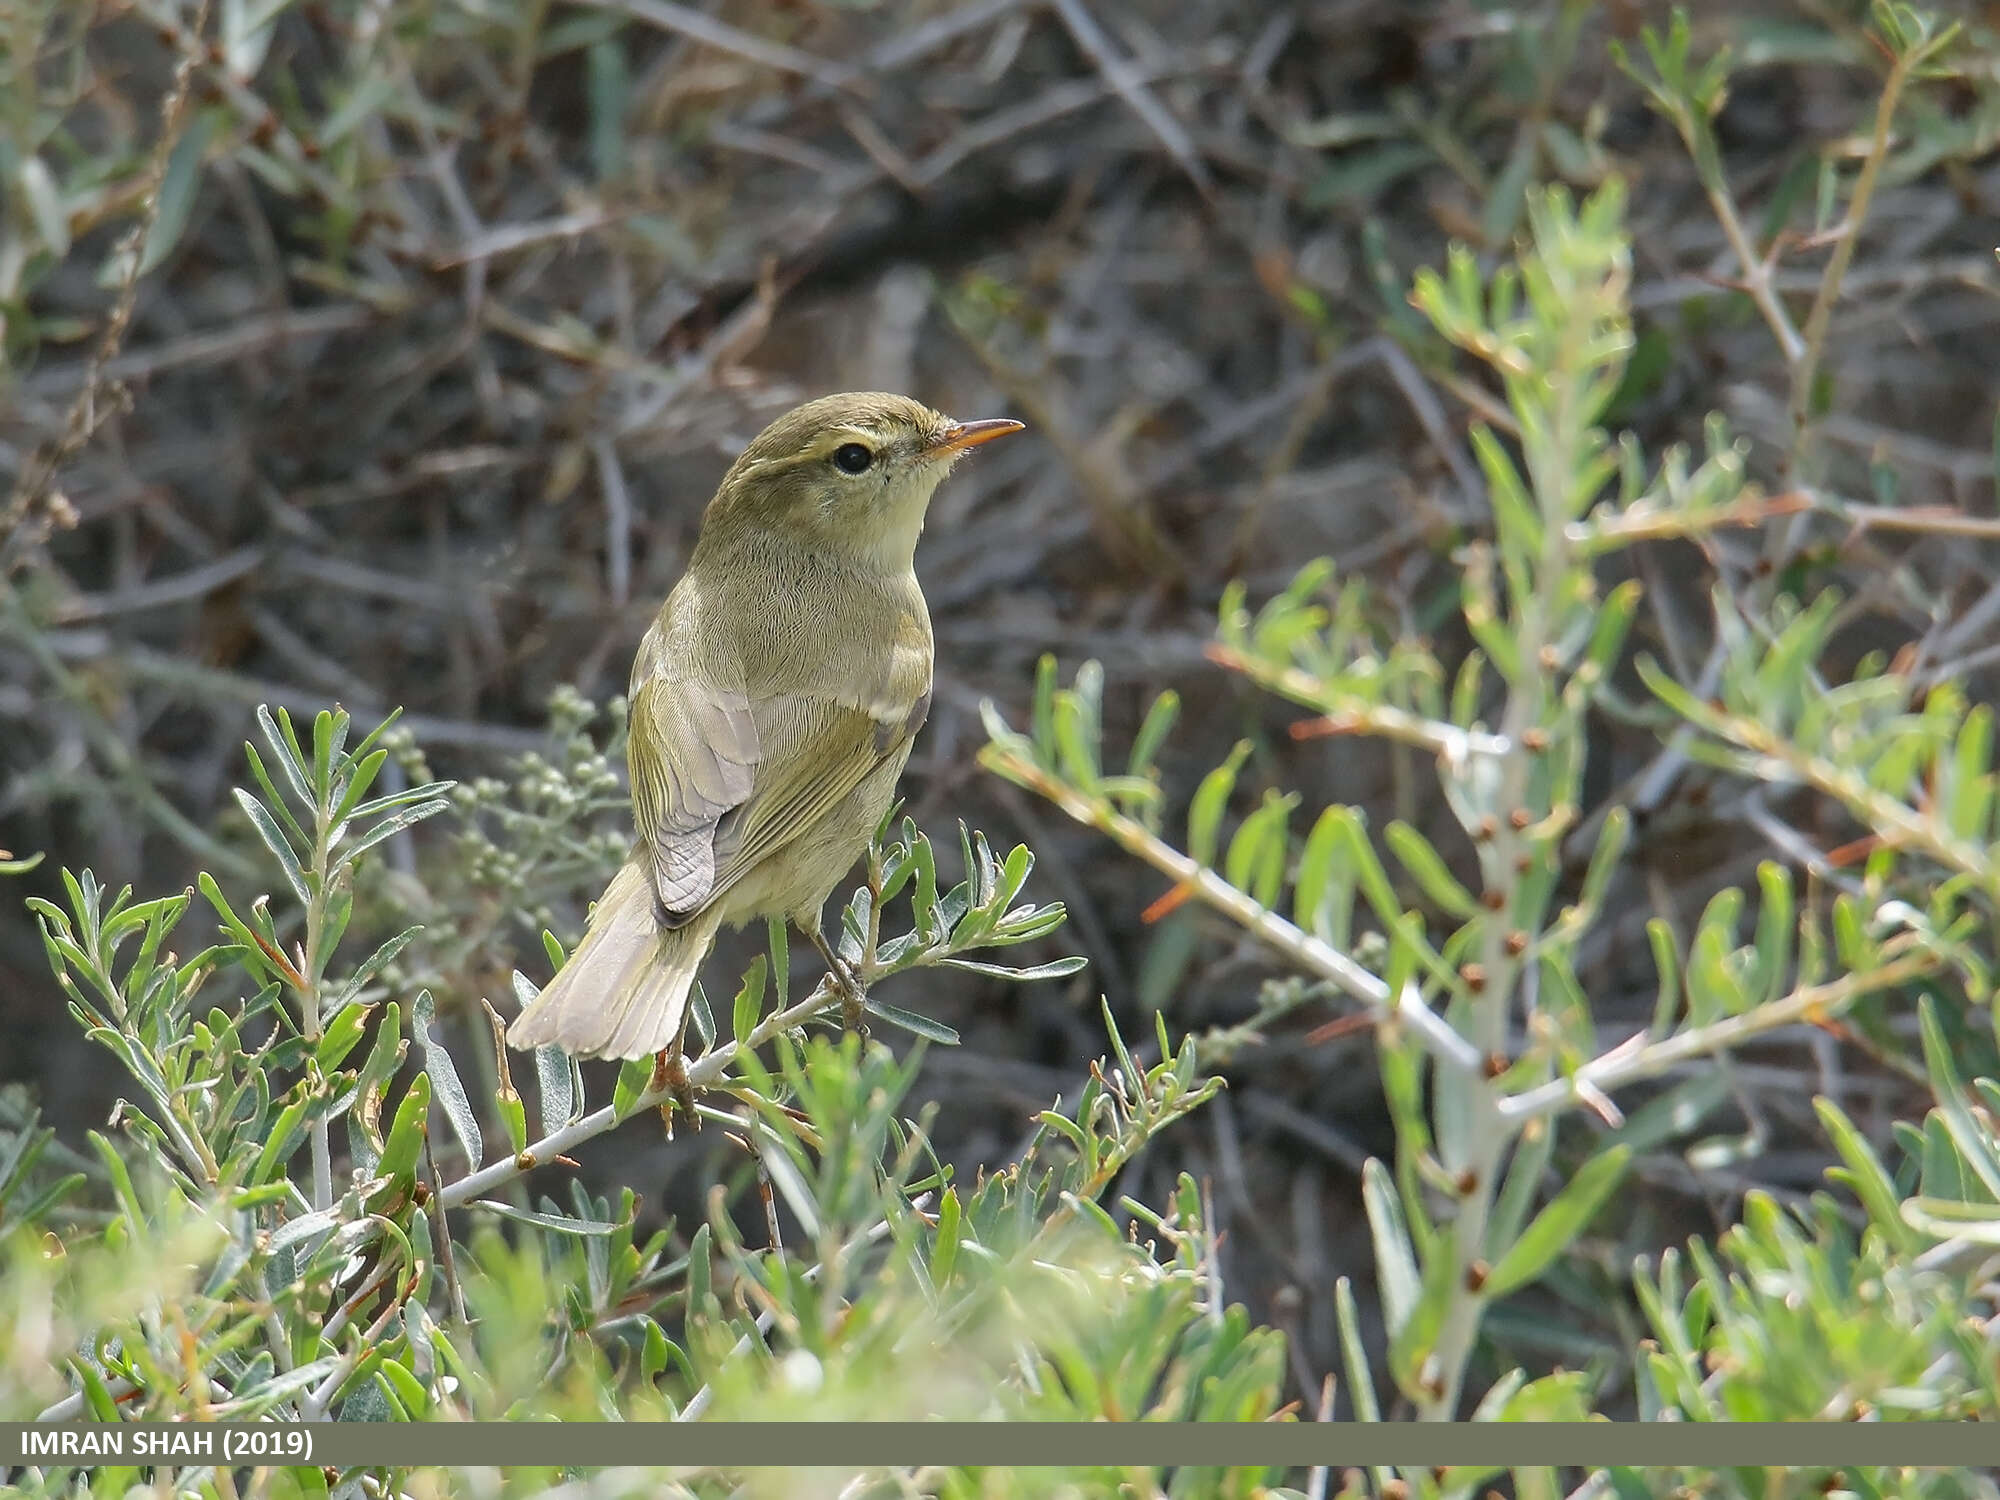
[508,392,1023,1063]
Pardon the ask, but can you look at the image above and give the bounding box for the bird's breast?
[708,542,930,708]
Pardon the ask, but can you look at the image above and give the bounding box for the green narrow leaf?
[250,1097,312,1187]
[411,989,481,1171]
[311,709,338,808]
[931,1186,962,1289]
[1385,1222,1457,1400]
[1686,886,1748,1020]
[1127,690,1180,782]
[470,1199,618,1235]
[1573,806,1630,921]
[640,1319,675,1385]
[17,155,68,257]
[1483,1145,1632,1300]
[339,800,453,869]
[994,842,1034,911]
[1947,704,1995,843]
[535,1044,575,1137]
[1484,1120,1556,1262]
[1815,1096,1919,1255]
[328,748,391,831]
[1747,862,1794,1008]
[1383,821,1480,920]
[1360,1158,1420,1337]
[1051,661,1104,793]
[243,743,311,847]
[1333,1276,1382,1424]
[1604,1071,1728,1157]
[131,114,215,278]
[0,1115,51,1206]
[732,955,768,1043]
[1031,654,1060,767]
[689,981,715,1049]
[756,1131,821,1239]
[1224,790,1297,909]
[862,997,959,1045]
[344,779,458,821]
[344,707,405,769]
[612,1055,654,1118]
[345,999,405,1172]
[768,917,791,1000]
[331,925,424,1012]
[311,882,353,983]
[71,1356,124,1422]
[1187,741,1253,868]
[1646,917,1682,1037]
[1918,996,2000,1203]
[233,789,311,907]
[257,705,314,805]
[687,1222,714,1315]
[9,1172,87,1232]
[938,955,1086,982]
[1292,805,1353,947]
[377,1071,430,1184]
[497,1091,527,1157]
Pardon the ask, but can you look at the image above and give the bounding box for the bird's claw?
[827,954,868,1035]
[810,930,869,1036]
[650,1045,700,1137]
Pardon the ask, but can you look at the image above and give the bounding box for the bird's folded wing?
[628,672,760,921]
[702,693,909,907]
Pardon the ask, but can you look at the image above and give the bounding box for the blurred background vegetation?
[6,0,2000,1487]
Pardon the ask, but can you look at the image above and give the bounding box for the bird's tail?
[506,860,721,1061]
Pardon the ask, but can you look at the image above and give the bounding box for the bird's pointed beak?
[923,418,1026,459]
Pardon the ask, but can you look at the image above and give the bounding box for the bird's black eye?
[831,442,874,475]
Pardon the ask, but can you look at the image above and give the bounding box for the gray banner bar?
[2,1423,1995,1468]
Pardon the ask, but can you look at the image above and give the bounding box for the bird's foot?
[837,970,869,1037]
[808,929,869,1037]
[650,1045,699,1137]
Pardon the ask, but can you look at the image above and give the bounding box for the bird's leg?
[649,1007,700,1137]
[806,924,868,1035]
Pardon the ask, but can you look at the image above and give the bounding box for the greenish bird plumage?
[508,392,1024,1061]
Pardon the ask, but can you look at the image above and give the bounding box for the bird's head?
[703,392,1023,571]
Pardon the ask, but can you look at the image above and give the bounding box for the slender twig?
[1656,80,1802,367]
[3,0,215,560]
[430,209,622,270]
[1567,491,1812,550]
[1499,947,1940,1122]
[423,1133,469,1323]
[979,743,1484,1079]
[1787,51,1913,471]
[22,305,373,398]
[912,55,1223,189]
[593,436,634,608]
[1206,643,1513,765]
[583,0,859,92]
[1716,712,1994,889]
[15,634,548,753]
[1047,0,1213,200]
[300,1280,410,1420]
[1701,186,1804,366]
[1837,503,2000,540]
[438,974,849,1210]
[53,546,266,623]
